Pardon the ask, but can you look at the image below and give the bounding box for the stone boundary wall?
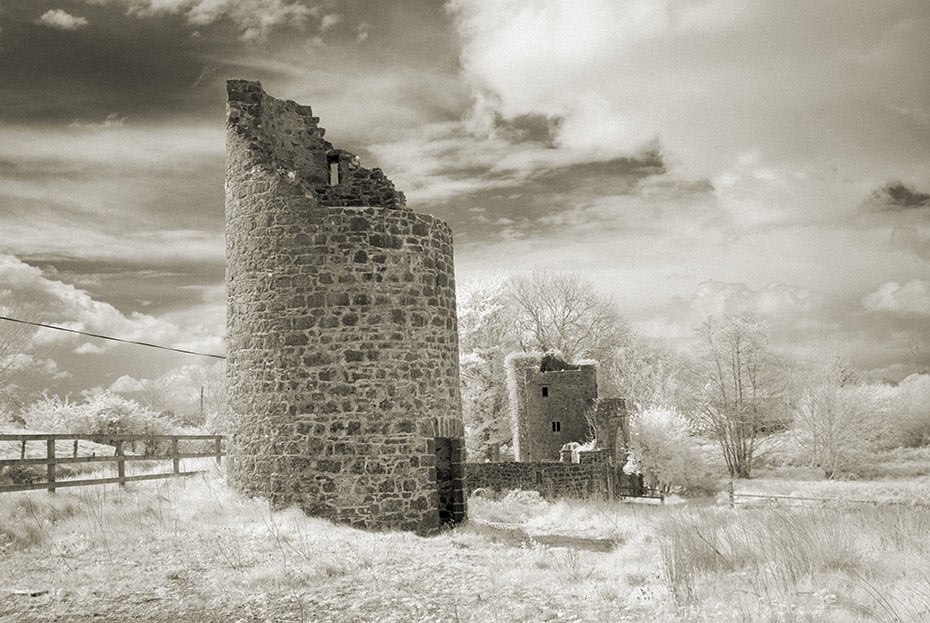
[464,461,610,499]
[577,449,611,465]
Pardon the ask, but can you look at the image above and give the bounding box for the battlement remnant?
[224,80,465,533]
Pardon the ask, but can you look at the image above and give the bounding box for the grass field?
[1,460,929,622]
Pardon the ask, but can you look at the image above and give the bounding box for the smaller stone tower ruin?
[224,80,466,533]
[507,354,598,462]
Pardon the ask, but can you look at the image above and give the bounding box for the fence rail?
[726,481,930,508]
[0,433,225,494]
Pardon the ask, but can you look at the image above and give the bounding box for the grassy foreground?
[1,465,929,622]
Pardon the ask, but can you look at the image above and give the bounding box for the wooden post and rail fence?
[725,481,930,509]
[0,433,225,494]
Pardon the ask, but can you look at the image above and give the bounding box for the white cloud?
[862,279,930,316]
[686,280,819,321]
[69,113,127,129]
[40,358,71,380]
[74,342,105,354]
[0,122,223,265]
[0,254,195,354]
[87,0,313,40]
[109,374,143,392]
[320,13,341,31]
[38,9,89,30]
[448,0,930,195]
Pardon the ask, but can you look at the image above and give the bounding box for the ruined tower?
[507,354,598,462]
[224,80,465,532]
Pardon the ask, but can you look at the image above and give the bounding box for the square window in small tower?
[541,386,549,397]
[328,160,340,185]
[551,421,561,432]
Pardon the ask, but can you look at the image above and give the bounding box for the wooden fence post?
[728,481,734,508]
[20,440,26,460]
[214,436,222,465]
[116,441,125,487]
[172,438,180,475]
[73,440,78,458]
[46,438,56,494]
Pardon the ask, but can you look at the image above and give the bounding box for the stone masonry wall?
[464,461,610,499]
[225,80,465,533]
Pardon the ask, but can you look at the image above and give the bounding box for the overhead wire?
[0,315,226,360]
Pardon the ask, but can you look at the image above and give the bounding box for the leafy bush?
[886,374,930,448]
[794,377,886,478]
[20,392,175,454]
[623,405,716,495]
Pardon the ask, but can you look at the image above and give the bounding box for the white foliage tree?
[602,333,683,409]
[884,373,930,448]
[793,355,884,478]
[21,391,175,453]
[623,405,709,493]
[457,276,519,459]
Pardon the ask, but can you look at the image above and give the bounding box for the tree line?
[458,271,930,485]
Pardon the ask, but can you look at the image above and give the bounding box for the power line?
[0,315,226,360]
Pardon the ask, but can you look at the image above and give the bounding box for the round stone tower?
[224,80,465,532]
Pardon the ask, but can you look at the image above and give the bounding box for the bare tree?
[0,303,42,418]
[602,333,683,408]
[690,313,788,479]
[793,354,880,478]
[508,270,630,363]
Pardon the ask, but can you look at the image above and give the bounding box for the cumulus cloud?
[87,0,314,40]
[0,254,187,353]
[686,280,819,321]
[862,280,930,316]
[109,374,144,392]
[320,13,342,31]
[74,342,105,354]
[40,358,71,380]
[38,9,89,30]
[448,0,930,189]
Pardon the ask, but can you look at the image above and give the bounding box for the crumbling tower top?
[226,79,406,209]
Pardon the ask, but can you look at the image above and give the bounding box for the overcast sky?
[1,0,928,398]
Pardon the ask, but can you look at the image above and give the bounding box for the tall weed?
[656,504,929,620]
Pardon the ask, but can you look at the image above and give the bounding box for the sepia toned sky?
[0,0,929,397]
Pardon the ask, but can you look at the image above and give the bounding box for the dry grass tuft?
[656,504,930,621]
